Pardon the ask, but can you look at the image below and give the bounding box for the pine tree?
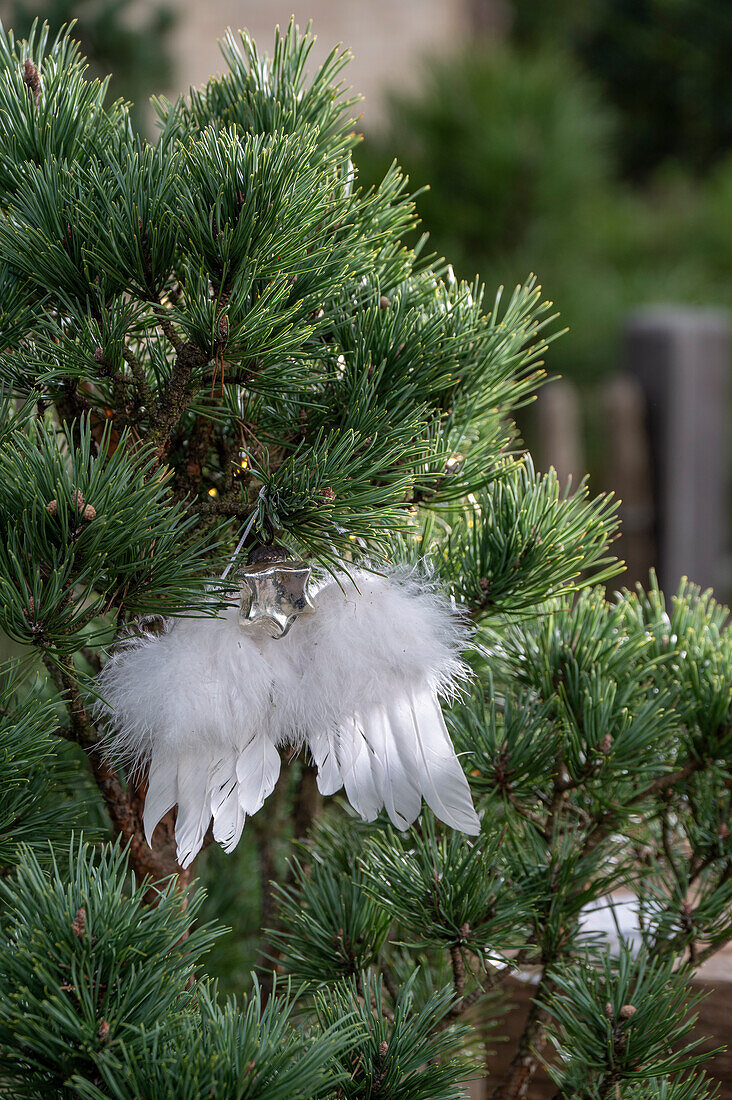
[0,20,730,1100]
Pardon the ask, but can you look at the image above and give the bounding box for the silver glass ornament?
[238,545,316,639]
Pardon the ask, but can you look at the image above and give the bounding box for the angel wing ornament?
[287,570,480,836]
[96,606,294,868]
[97,562,479,869]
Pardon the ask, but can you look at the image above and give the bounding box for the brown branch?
[380,961,400,1004]
[122,345,154,410]
[491,763,565,1099]
[252,773,289,1002]
[292,759,322,841]
[193,496,254,518]
[636,758,704,800]
[450,941,466,1002]
[41,653,191,895]
[153,303,185,354]
[583,758,706,855]
[148,340,208,454]
[491,969,555,1100]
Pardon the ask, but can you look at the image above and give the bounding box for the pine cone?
[22,59,41,106]
[72,906,86,939]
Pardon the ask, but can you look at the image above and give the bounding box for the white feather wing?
[294,569,478,834]
[408,690,480,835]
[174,749,214,869]
[361,704,422,830]
[236,731,281,817]
[308,726,344,797]
[209,753,245,853]
[340,717,383,822]
[143,750,178,846]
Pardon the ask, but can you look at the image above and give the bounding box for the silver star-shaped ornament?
[238,557,316,638]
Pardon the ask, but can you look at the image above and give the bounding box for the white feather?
[340,717,383,822]
[408,690,480,835]
[361,704,422,830]
[174,749,214,869]
[235,731,281,817]
[309,726,344,797]
[209,753,245,852]
[143,750,178,846]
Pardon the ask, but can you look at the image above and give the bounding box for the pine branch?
[153,303,185,354]
[121,344,154,410]
[583,758,707,854]
[252,774,289,1000]
[450,941,466,1002]
[148,340,209,453]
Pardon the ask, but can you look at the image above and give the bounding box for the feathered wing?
[339,717,383,822]
[294,569,480,834]
[360,703,422,830]
[308,725,344,797]
[405,691,480,835]
[99,569,479,860]
[235,731,281,816]
[209,752,245,853]
[143,750,179,846]
[97,607,290,865]
[174,749,215,868]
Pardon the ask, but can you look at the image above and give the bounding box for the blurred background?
[1,0,729,602]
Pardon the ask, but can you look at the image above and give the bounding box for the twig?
[583,758,706,854]
[380,961,400,1004]
[122,345,154,410]
[153,303,185,354]
[450,942,466,1002]
[193,496,254,518]
[253,772,289,1002]
[148,340,208,453]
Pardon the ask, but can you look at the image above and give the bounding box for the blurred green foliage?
[357,45,732,383]
[511,0,732,179]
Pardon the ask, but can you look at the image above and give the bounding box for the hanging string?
[221,487,267,580]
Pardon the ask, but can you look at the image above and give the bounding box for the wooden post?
[624,307,730,598]
[600,374,655,588]
[533,379,584,488]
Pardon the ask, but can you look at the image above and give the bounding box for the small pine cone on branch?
[22,59,41,106]
[72,906,86,939]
